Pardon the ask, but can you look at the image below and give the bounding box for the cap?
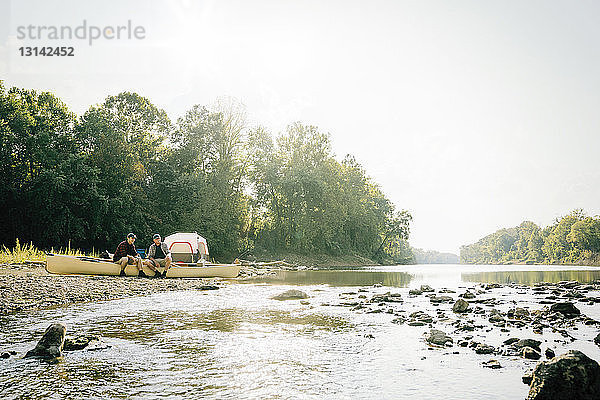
[127,233,137,239]
[153,234,161,239]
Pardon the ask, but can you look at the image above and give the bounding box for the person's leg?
[145,259,161,277]
[134,257,148,277]
[118,257,128,276]
[163,256,172,277]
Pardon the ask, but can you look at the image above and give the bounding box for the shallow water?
[1,264,600,399]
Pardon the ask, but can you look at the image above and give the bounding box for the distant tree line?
[411,248,458,264]
[460,210,600,265]
[0,82,412,262]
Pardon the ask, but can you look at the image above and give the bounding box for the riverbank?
[245,250,378,268]
[0,263,223,315]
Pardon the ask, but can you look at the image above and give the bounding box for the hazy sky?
[2,0,599,254]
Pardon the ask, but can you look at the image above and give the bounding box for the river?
[1,264,600,399]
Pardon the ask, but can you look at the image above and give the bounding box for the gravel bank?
[0,264,224,315]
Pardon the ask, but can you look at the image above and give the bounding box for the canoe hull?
[46,255,240,278]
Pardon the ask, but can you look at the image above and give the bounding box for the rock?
[1,352,10,359]
[370,292,403,303]
[452,299,470,313]
[24,323,66,359]
[420,285,434,292]
[429,295,453,304]
[549,302,581,318]
[485,283,502,289]
[508,307,530,319]
[482,359,502,369]
[438,288,456,293]
[63,335,99,351]
[461,291,476,299]
[474,343,495,355]
[271,290,309,300]
[522,346,542,360]
[524,350,600,399]
[503,338,520,346]
[488,310,505,324]
[409,289,423,295]
[426,329,453,346]
[545,348,555,359]
[594,333,600,346]
[514,339,542,351]
[391,317,406,324]
[409,311,433,324]
[199,285,220,290]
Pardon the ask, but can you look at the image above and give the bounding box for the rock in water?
[24,323,66,359]
[549,302,580,318]
[271,290,309,301]
[475,343,495,355]
[420,285,434,292]
[515,339,542,351]
[452,299,470,313]
[426,329,453,346]
[63,335,100,351]
[522,347,542,360]
[524,350,600,400]
[482,359,502,369]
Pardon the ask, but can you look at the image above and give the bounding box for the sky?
[1,0,599,254]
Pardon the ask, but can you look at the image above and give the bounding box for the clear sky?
[1,0,599,254]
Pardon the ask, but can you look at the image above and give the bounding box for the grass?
[0,239,94,264]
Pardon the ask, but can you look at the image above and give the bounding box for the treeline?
[460,210,600,265]
[411,248,458,264]
[0,82,412,262]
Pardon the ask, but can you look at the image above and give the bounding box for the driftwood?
[236,259,296,269]
[24,260,46,265]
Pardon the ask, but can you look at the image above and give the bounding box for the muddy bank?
[0,264,222,315]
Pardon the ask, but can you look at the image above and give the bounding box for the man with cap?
[144,233,172,278]
[113,233,145,277]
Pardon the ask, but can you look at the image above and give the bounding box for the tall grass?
[0,239,95,264]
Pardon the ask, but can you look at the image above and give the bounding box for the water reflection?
[242,270,414,287]
[462,270,600,285]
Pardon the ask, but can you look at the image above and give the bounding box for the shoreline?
[0,263,224,315]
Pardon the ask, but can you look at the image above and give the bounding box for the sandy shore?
[0,263,225,315]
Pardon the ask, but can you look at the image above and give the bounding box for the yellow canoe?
[46,254,241,278]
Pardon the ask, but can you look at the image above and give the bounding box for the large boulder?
[24,323,66,360]
[550,302,581,318]
[523,350,600,400]
[452,299,470,313]
[271,290,309,301]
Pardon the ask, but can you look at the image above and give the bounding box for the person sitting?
[144,233,172,278]
[113,233,146,277]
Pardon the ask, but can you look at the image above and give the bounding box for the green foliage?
[460,210,600,265]
[0,82,412,263]
[246,123,412,262]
